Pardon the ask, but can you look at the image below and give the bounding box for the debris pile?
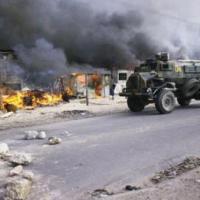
[151,157,200,184]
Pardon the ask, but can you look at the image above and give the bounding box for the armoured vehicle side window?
[140,62,157,72]
[161,63,172,71]
[184,65,196,73]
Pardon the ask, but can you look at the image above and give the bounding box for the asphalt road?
[1,103,200,199]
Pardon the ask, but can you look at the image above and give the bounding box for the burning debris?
[0,89,62,112]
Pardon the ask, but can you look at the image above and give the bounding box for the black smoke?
[0,0,200,86]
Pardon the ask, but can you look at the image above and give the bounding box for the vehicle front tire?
[177,97,191,107]
[155,90,176,114]
[127,96,145,112]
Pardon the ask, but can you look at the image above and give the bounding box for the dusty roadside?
[104,167,200,200]
[0,97,127,130]
[100,158,200,200]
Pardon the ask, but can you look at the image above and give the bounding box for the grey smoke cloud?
[15,38,68,86]
[0,0,200,85]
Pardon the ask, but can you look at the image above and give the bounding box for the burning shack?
[60,68,111,98]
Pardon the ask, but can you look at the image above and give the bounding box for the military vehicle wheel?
[177,97,191,106]
[127,96,145,112]
[155,90,175,114]
[182,79,200,98]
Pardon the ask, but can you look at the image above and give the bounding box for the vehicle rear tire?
[181,79,200,98]
[155,90,176,114]
[127,96,145,112]
[177,97,191,107]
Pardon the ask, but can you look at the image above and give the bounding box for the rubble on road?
[5,153,33,166]
[0,143,9,156]
[125,185,141,191]
[4,177,32,200]
[91,189,114,198]
[151,156,200,184]
[48,137,62,145]
[24,130,47,140]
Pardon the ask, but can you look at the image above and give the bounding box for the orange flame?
[0,90,62,112]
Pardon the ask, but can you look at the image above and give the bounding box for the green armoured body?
[120,53,200,114]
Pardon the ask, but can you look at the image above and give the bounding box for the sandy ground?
[105,167,200,200]
[0,96,128,130]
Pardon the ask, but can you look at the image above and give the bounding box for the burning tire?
[127,96,145,112]
[177,97,191,107]
[155,90,175,114]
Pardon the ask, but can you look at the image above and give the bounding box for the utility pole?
[85,74,89,106]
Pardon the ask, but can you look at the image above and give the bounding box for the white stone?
[7,153,33,166]
[0,143,9,155]
[24,131,39,140]
[36,131,47,140]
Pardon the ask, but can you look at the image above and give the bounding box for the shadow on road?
[124,103,200,117]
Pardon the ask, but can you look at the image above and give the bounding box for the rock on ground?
[6,153,33,166]
[4,178,32,200]
[9,166,23,177]
[0,143,9,155]
[22,171,34,182]
[48,137,62,145]
[24,130,47,140]
[24,131,39,140]
[36,131,47,139]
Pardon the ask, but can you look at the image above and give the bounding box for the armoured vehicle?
[120,53,200,114]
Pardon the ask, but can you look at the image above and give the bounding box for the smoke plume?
[0,0,200,85]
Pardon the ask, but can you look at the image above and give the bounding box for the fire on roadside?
[0,90,62,112]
